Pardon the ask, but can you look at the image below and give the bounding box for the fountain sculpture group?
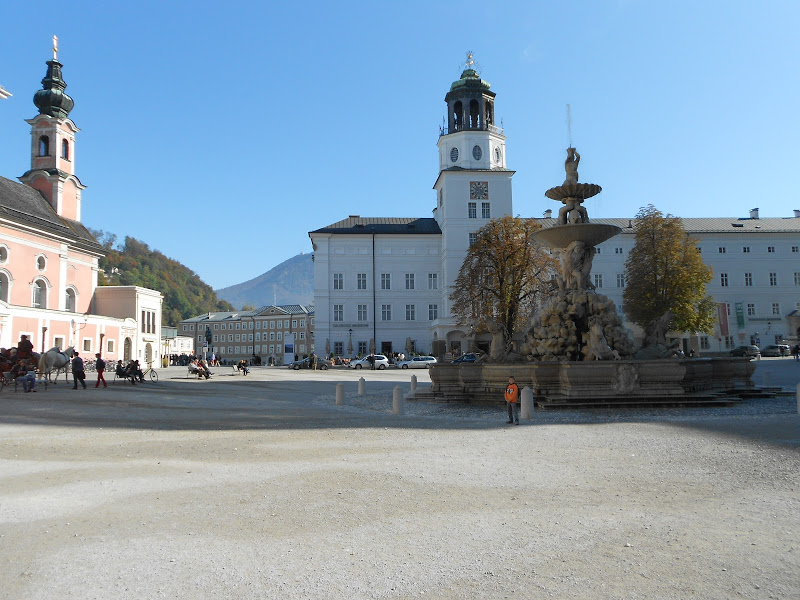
[427,149,759,408]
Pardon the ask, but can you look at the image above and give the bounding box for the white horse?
[38,346,76,384]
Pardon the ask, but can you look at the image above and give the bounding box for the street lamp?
[348,328,353,356]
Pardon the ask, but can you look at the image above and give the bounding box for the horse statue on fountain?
[38,346,76,384]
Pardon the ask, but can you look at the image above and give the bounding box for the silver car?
[397,356,437,369]
[349,355,389,369]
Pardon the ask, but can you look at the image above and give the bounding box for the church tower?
[433,54,515,321]
[18,37,86,222]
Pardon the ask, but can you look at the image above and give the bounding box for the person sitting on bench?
[237,359,250,375]
[116,360,135,385]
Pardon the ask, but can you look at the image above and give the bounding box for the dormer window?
[38,135,50,157]
[61,139,69,160]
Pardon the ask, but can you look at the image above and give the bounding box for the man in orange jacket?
[504,376,520,425]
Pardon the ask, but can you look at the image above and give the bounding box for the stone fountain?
[425,148,761,409]
[528,148,635,362]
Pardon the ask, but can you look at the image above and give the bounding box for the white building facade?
[310,63,800,358]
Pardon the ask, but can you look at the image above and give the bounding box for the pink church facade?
[0,48,163,365]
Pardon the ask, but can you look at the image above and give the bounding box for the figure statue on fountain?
[564,147,580,185]
[556,148,590,225]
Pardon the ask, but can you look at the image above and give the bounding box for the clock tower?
[433,54,515,337]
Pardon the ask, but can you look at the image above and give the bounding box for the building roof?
[310,216,441,235]
[181,304,314,323]
[0,175,104,253]
[536,216,800,234]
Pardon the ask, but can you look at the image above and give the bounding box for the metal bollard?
[336,382,344,405]
[392,385,404,415]
[520,386,534,420]
[358,377,365,396]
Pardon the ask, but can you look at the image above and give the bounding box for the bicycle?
[140,362,159,383]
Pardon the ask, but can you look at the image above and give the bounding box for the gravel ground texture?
[0,360,798,600]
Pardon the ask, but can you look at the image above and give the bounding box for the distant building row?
[178,305,313,364]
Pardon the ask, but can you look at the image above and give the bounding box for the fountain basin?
[545,183,602,201]
[532,223,622,249]
[426,358,760,409]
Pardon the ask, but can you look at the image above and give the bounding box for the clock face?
[450,147,459,162]
[470,181,489,200]
[472,145,482,160]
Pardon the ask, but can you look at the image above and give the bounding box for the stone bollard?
[358,377,365,396]
[336,382,344,406]
[392,385,404,415]
[520,386,534,420]
[409,374,417,396]
[797,383,800,414]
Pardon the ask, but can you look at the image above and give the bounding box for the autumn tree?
[623,205,715,333]
[450,215,555,357]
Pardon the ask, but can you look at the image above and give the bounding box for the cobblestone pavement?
[0,362,798,599]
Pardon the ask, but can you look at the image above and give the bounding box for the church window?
[32,279,47,308]
[469,233,477,247]
[333,304,343,322]
[450,147,459,162]
[333,273,343,290]
[0,272,8,302]
[594,274,603,288]
[61,139,69,160]
[616,274,625,288]
[468,202,477,219]
[65,288,76,312]
[405,305,415,321]
[381,273,391,290]
[357,305,367,321]
[36,255,46,271]
[405,274,415,290]
[357,273,367,290]
[38,136,49,156]
[381,304,392,321]
[0,246,7,263]
[472,145,482,160]
[428,273,438,289]
[482,202,490,219]
[485,101,494,125]
[720,273,728,287]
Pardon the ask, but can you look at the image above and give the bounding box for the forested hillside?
[92,231,234,326]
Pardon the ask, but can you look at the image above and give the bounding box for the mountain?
[215,252,314,310]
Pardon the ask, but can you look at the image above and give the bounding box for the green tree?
[450,215,555,356]
[623,205,715,333]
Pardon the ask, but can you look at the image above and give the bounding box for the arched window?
[39,136,50,157]
[0,245,8,263]
[61,139,69,160]
[485,101,494,126]
[0,272,9,303]
[65,288,76,312]
[32,279,47,309]
[453,101,463,131]
[36,255,47,271]
[469,100,480,129]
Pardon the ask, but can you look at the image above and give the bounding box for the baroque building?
[0,44,163,364]
[309,58,800,358]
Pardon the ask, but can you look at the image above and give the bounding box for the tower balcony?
[439,123,504,138]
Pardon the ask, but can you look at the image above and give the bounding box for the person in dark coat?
[72,352,87,389]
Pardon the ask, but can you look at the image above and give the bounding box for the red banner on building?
[717,302,729,337]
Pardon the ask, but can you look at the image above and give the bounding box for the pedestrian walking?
[72,352,87,389]
[94,353,107,388]
[793,344,800,361]
[504,376,520,425]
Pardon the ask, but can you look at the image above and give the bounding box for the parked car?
[290,356,331,370]
[397,356,437,369]
[349,354,389,369]
[451,353,481,363]
[730,345,761,357]
[760,344,790,357]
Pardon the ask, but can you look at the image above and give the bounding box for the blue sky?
[1,1,797,290]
